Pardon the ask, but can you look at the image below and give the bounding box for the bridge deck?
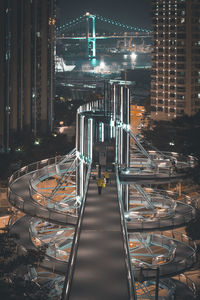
[67,175,132,300]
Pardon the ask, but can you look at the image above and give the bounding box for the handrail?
[127,201,196,226]
[29,220,74,262]
[116,164,137,300]
[7,154,80,225]
[29,163,77,202]
[61,163,92,300]
[129,230,196,280]
[129,130,155,165]
[130,150,197,169]
[177,273,198,297]
[8,154,66,187]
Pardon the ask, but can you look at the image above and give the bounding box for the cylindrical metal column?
[79,115,85,198]
[76,113,80,197]
[88,118,93,161]
[125,87,130,168]
[123,87,130,211]
[120,86,124,165]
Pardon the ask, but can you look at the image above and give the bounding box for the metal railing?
[61,162,92,300]
[29,220,74,262]
[131,231,196,280]
[176,273,198,298]
[116,164,137,300]
[127,201,196,230]
[8,155,66,186]
[29,162,79,214]
[8,153,78,225]
[129,187,177,219]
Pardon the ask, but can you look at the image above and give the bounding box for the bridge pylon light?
[85,13,96,59]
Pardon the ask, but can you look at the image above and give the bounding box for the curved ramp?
[8,173,77,226]
[127,202,196,232]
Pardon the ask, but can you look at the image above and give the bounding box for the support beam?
[85,13,96,59]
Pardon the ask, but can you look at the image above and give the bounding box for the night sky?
[58,0,152,29]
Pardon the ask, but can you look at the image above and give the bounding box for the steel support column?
[79,115,85,198]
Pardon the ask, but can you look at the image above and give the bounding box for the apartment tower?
[151,0,200,120]
[0,0,56,152]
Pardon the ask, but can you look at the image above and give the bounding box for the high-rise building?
[0,0,56,152]
[151,0,200,120]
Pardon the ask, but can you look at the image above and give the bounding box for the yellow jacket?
[97,178,103,187]
[104,171,110,179]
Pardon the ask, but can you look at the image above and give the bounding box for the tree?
[0,227,49,299]
[142,112,200,184]
[0,129,75,180]
[142,112,200,157]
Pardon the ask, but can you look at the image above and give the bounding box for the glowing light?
[131,52,137,60]
[34,139,40,145]
[100,61,105,69]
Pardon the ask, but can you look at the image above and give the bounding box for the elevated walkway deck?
[63,174,135,300]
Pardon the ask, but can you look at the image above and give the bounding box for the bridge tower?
[85,12,96,59]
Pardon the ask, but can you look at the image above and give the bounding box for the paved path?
[66,175,133,300]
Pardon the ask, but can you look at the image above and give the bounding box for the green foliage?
[142,112,200,157]
[0,229,48,299]
[0,130,75,180]
[0,276,49,299]
[0,230,46,276]
[142,112,200,184]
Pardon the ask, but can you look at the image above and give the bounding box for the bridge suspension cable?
[95,14,152,33]
[56,14,85,32]
[56,13,152,34]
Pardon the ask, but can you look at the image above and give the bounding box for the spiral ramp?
[8,85,199,299]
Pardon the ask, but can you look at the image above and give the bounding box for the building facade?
[0,0,56,152]
[151,0,200,120]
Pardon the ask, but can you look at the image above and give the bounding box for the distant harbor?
[56,51,151,75]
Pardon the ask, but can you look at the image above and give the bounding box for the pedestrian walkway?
[64,174,134,300]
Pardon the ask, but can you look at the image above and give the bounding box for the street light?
[131,52,137,60]
[100,61,105,69]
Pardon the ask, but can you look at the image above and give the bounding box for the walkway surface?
[66,175,132,300]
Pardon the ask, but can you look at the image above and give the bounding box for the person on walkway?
[169,158,176,176]
[104,170,110,184]
[103,177,106,188]
[97,177,103,195]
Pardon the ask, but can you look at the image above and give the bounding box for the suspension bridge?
[56,13,152,59]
